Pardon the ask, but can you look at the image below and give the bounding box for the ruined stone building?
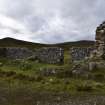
[71,21,105,71]
[70,21,105,62]
[70,47,94,62]
[0,48,34,59]
[95,21,105,59]
[1,21,105,65]
[37,47,64,64]
[0,47,64,64]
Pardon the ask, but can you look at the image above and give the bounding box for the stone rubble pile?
[39,68,63,76]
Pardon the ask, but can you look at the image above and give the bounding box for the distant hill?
[0,37,47,48]
[52,40,95,50]
[0,37,95,50]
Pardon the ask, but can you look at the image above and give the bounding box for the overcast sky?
[0,0,105,43]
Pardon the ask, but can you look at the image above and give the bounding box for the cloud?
[0,0,105,43]
[0,14,32,40]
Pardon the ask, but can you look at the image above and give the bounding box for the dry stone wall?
[0,47,64,64]
[70,47,94,62]
[0,48,35,59]
[6,48,34,59]
[37,47,64,64]
[0,48,7,57]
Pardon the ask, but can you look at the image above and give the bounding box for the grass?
[0,59,105,105]
[0,38,104,105]
[0,50,104,94]
[0,75,105,94]
[0,42,105,101]
[0,58,105,94]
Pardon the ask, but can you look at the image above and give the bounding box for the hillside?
[52,40,95,50]
[0,37,95,49]
[0,37,105,105]
[0,37,47,48]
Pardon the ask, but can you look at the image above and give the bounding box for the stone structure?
[37,47,64,64]
[0,48,7,57]
[95,21,105,59]
[0,47,35,59]
[0,47,64,64]
[70,21,105,62]
[70,47,94,62]
[88,21,105,70]
[6,48,34,59]
[72,21,105,72]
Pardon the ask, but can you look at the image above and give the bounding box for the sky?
[0,0,105,44]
